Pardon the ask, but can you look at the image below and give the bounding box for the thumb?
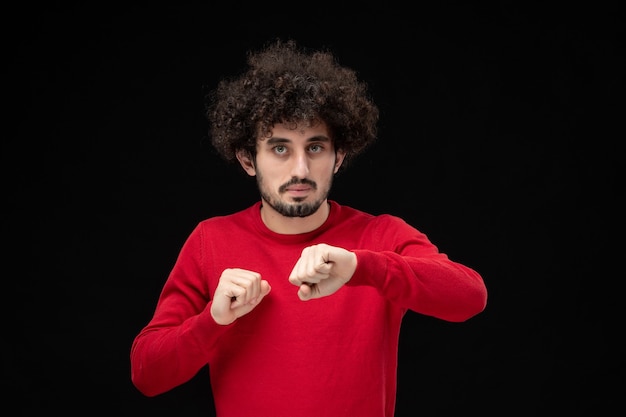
[248,281,272,307]
[260,280,272,297]
[297,283,313,301]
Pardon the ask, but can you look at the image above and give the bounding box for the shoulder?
[331,201,415,231]
[195,202,261,232]
[332,201,402,221]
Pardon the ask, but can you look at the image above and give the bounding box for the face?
[237,121,345,218]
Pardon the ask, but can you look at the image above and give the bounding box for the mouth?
[280,179,316,197]
[284,186,312,197]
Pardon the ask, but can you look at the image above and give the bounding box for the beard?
[257,176,332,218]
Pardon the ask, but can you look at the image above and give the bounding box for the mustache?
[278,178,317,193]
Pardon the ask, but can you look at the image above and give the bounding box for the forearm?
[130,306,229,396]
[350,250,487,322]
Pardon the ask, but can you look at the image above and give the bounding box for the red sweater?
[131,201,487,417]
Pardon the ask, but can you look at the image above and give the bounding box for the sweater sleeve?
[130,225,230,397]
[348,215,487,322]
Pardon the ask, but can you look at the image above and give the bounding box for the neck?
[260,200,330,234]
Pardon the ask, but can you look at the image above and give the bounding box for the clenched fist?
[289,243,357,301]
[211,268,271,325]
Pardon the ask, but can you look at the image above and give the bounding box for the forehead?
[261,121,331,144]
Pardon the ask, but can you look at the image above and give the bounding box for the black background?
[5,2,623,415]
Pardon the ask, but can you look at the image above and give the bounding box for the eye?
[309,144,323,153]
[273,145,287,155]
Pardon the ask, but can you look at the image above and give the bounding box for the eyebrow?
[265,135,331,145]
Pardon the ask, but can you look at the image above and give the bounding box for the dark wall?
[6,2,622,415]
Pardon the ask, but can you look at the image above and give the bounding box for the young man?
[130,39,488,417]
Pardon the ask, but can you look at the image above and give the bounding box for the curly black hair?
[205,39,379,170]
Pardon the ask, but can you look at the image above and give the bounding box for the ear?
[236,149,256,176]
[334,150,347,174]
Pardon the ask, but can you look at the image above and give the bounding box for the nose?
[290,150,310,179]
